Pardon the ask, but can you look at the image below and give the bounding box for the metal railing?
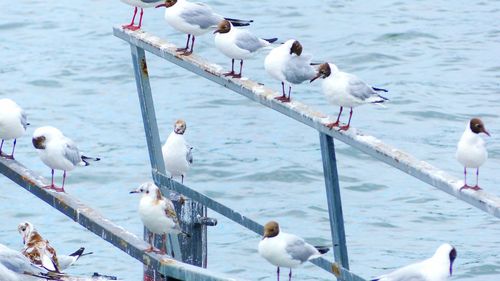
[1,25,499,281]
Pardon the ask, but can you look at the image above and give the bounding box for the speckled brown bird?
[18,221,60,273]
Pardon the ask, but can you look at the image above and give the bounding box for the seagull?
[310,63,388,131]
[371,243,457,281]
[130,182,189,255]
[155,0,253,55]
[214,20,277,78]
[32,126,100,192]
[258,221,329,281]
[264,40,316,103]
[0,243,58,281]
[0,98,28,159]
[162,120,192,184]
[121,0,163,31]
[456,118,490,190]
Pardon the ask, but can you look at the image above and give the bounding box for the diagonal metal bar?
[0,157,246,281]
[319,133,349,272]
[152,171,366,281]
[114,27,500,219]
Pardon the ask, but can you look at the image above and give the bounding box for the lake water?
[1,0,499,280]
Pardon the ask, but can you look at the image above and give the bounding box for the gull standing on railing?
[371,244,457,281]
[32,126,100,192]
[130,182,190,255]
[264,40,316,103]
[162,119,192,184]
[310,62,388,131]
[456,118,490,190]
[214,20,277,78]
[258,221,329,281]
[0,98,28,160]
[120,0,163,31]
[155,0,253,55]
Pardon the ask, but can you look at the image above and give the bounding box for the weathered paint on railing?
[113,27,500,219]
[0,157,243,281]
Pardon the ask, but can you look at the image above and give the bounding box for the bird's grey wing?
[20,111,28,130]
[163,199,180,225]
[186,145,193,164]
[285,238,317,263]
[283,54,316,84]
[235,30,264,53]
[63,139,82,166]
[373,263,427,281]
[142,0,162,3]
[346,73,377,100]
[181,3,221,29]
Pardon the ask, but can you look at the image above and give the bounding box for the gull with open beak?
[456,118,490,190]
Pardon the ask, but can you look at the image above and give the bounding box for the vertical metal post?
[319,133,349,272]
[129,45,186,280]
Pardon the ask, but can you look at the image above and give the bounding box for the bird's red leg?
[472,168,482,190]
[177,34,191,52]
[280,85,292,102]
[275,82,287,101]
[122,7,138,29]
[181,36,195,55]
[327,107,343,129]
[339,107,353,131]
[145,232,155,252]
[44,169,56,190]
[460,168,472,190]
[224,59,235,76]
[232,60,243,78]
[52,171,66,192]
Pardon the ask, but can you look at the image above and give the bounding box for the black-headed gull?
[0,98,28,160]
[456,118,490,190]
[258,221,329,281]
[17,222,91,273]
[371,243,457,281]
[130,182,189,255]
[264,40,316,103]
[155,0,253,55]
[214,20,277,78]
[120,0,163,31]
[32,126,100,192]
[162,120,192,184]
[310,62,388,131]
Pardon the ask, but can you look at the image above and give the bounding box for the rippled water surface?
[1,0,500,280]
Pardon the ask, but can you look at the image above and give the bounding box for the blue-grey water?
[1,0,500,280]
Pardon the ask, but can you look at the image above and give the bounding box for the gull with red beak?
[456,118,490,190]
[214,20,277,78]
[310,63,388,131]
[264,40,316,102]
[120,0,163,31]
[162,120,193,184]
[371,243,457,281]
[155,0,253,55]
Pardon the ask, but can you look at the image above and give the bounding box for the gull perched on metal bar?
[155,0,253,55]
[120,0,163,31]
[456,118,490,190]
[130,182,190,255]
[258,221,329,281]
[310,62,388,131]
[162,119,192,184]
[371,244,457,281]
[32,126,100,192]
[214,20,277,78]
[264,40,317,103]
[0,98,28,160]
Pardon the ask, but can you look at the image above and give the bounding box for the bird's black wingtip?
[264,38,278,43]
[315,246,330,254]
[69,247,85,257]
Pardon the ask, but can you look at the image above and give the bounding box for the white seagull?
[162,120,192,184]
[155,0,252,55]
[310,62,388,131]
[258,221,329,281]
[32,126,100,192]
[121,0,163,31]
[214,20,277,78]
[0,98,28,159]
[371,243,457,281]
[130,182,189,255]
[264,40,316,102]
[456,118,490,190]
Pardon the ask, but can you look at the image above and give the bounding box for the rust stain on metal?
[332,263,341,277]
[160,257,176,264]
[141,58,148,76]
[119,239,128,249]
[143,254,152,266]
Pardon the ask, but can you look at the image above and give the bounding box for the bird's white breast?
[0,103,25,140]
[322,73,364,107]
[38,139,76,171]
[162,133,191,177]
[258,236,301,268]
[214,31,252,60]
[138,196,177,234]
[456,130,487,168]
[264,47,287,82]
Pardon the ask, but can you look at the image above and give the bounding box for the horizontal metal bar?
[153,171,367,280]
[113,27,500,219]
[0,157,244,281]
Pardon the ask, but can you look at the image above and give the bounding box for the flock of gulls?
[0,0,492,280]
